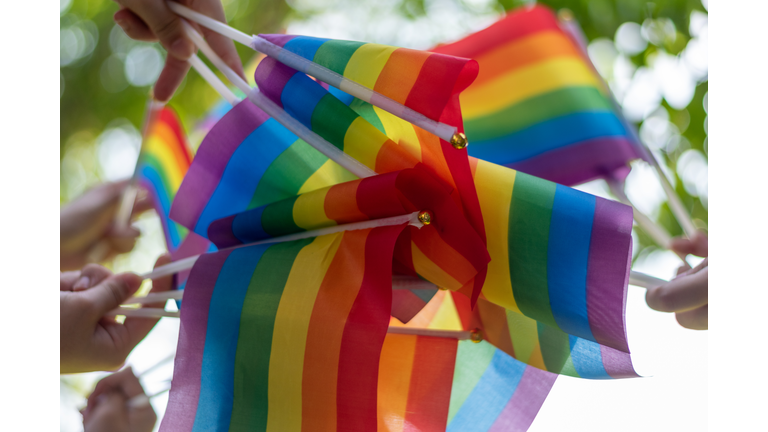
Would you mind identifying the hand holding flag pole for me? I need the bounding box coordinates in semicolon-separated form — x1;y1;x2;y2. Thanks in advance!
167;2;468;149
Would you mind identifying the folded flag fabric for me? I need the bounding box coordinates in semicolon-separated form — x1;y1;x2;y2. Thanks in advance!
161;224;406;432
433;5;647;186
253;56;486;241
170;99;356;237
136;106;194;251
471;158;634;353
378;333;556;432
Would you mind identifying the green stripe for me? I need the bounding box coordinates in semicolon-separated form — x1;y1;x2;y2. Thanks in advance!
349;99;387;134
448;340;497;424
465;86;613;141
311;93;359;151
508;172;558;327
537;322;570;374
261;196;302;237
313;40;366;75
560;356;580;378
229;239;313;431
139;154;174;198
249;139;328;209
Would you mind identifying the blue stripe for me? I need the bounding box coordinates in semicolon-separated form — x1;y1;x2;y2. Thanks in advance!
568;335;611;379
194;119;298;236
281;72;329;129
547;185;596;341
328;85;355;106
139;165;183;250
467;111;628;166
283;36;329;61
191;245;270;432
447;349;526;432
232;206;270;244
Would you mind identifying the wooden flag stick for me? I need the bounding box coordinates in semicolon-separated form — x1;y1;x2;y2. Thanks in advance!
181;20;376;179
169;2;466;148
558;11;698;239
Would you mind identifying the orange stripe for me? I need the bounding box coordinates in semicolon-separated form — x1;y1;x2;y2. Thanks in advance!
413;126;455;191
301;230;369;432
477;299;516;359
412;228;478;287
375;138;419;174
374;48;431;105
471;31;581;87
377;334;417;432
149;122;190;174
324;180;367;224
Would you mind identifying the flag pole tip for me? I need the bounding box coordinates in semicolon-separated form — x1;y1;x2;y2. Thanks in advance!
558;8;574;22
470;328;483;343
450;132;468;150
417;210;433;225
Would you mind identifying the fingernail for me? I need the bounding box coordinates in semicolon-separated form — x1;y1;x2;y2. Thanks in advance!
170;38;194;60
73;276;90;291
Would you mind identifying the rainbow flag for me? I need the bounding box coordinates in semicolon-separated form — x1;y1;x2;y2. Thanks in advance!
378;334;556;432
253;56;486;241
433;5;647;186
161;225;405;432
136;106;193;251
258;34;478;124
471;158;634;353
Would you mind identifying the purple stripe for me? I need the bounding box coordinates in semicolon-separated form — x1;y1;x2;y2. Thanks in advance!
206;215;242;249
169;101;269;231
508;137;641;187
487;366;557;432
253;57;295;109
259;33;296;47
600;345;639;378
586;198;633;353
169;232;214;291
159;250;232;432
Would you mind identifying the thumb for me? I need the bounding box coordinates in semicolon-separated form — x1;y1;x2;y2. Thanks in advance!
127;1;194;61
81;273;143;316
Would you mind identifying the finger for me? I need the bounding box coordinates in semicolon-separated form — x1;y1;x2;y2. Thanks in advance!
113;8;156;42
73;264;114;292
123;255;173;347
80;273;143;316
646;268;708;313
84;391;128;430
61;271;81;291
106;226;141;255
190;0;245;79
153;55;192;102
119;0;194;61
132;188;155;216
675;263;692;277
670;232;708;257
676;304;708;330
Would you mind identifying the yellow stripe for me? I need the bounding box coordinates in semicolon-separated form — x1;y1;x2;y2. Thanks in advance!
344;44;398;89
266;233;344;432
292;187;337;230
461;57;601;119
372;105;423;162
143;135;185;189
411;243;463;291
297;159;357;195
344;116;389;169
474;160;520;312
427;291;463;331
505;310;539;365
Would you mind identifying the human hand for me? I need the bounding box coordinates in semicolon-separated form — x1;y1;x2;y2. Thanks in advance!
112;0;245;102
60;181;153;271
81;367;157;432
60;256;172;373
646;232;708;330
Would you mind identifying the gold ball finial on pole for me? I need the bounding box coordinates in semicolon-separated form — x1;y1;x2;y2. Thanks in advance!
470;328;483;343
417;210;433;225
450;132;468;150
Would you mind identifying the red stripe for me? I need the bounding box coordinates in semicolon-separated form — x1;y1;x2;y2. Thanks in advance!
356;172;410;219
404;53;474;122
431;5;561;59
403;336;458;431
336;225;406;431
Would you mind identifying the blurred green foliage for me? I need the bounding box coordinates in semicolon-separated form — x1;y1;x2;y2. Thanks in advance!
60;0;707;251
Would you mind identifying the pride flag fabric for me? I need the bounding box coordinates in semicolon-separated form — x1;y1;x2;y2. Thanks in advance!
377;334;556;432
433;5;647;186
161;224;405;432
136;106;194;251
